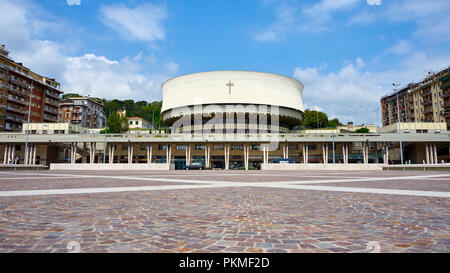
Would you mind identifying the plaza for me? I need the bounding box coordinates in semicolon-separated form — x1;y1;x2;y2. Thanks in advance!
0;169;449;253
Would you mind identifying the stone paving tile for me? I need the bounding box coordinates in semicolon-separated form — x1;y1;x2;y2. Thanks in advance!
0;178;191;191
0;170;449;253
317;180;450;192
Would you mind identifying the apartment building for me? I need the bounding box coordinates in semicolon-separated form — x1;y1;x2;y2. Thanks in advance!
0;45;62;131
381;66;450;129
58;96;106;128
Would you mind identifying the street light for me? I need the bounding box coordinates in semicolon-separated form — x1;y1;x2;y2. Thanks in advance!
393;83;404;165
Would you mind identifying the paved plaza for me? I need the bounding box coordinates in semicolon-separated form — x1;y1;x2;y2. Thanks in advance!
0;169;449;253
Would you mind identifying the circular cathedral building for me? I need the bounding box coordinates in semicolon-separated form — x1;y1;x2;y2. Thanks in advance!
161;71;304;133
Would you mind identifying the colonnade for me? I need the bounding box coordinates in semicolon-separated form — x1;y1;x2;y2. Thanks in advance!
425;143;438;164
3;144;37;165
4;141;444;167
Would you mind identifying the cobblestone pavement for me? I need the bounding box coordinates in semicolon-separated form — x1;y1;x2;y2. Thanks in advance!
0;170;449;253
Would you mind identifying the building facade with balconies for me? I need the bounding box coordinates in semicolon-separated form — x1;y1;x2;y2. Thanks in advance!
58;96;106;129
0;45;62;132
381;66;450;129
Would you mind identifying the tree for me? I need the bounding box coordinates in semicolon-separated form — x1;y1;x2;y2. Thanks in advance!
327;117;343;128
302;110;328;129
62;93;82;99
106;112;129;133
354;127;370;133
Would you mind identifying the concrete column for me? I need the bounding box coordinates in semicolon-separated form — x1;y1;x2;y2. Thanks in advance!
342;144;346;164
262;146;266;164
286;144;289;159
147;145;151;164
149;145;152;164
28;145;33;165
3;144;8;164
386;146;389;164
82;143;87;163
71;143;75;164
346;143;349;164
8;144;11;164
108;145;111;164
207;145;211;168
366;144;369;164
11;145;15;164
89;142;93;164
168;144;171;165
244;144;249;171
323;144;329;164
433;144;438;164
303;143;309;164
24;145;28;165
111;145;116;164
425;143;430;164
225;144;230;170
130;144;134;164
32;144;36;165
203;145;209;168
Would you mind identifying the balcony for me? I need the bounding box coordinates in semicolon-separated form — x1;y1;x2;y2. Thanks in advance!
44;107;58;115
44;115;57;122
44;99;59;107
5;115;25;123
7;105;27;115
45;90;60;100
7;95;28;106
421;90;431;96
9;78;30;89
9;86;27;97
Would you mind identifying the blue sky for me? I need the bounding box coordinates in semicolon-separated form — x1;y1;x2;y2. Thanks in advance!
1;0;449;125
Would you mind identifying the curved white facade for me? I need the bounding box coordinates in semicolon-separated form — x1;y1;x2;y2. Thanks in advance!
162;71;303;113
161;71;304;133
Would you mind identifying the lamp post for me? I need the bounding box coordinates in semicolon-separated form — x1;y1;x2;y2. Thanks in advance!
24;81;33;165
393;83;404;165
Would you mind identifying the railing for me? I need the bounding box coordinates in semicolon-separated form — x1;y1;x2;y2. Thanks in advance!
44;107;58;114
9;78;30;89
7;96;28;106
44;99;59;107
7;106;26;115
8;86;27;97
5;115;25;123
45;90;60;99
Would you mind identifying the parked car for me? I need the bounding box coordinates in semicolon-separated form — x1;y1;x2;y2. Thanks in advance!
272;158;293;164
185;162;204;170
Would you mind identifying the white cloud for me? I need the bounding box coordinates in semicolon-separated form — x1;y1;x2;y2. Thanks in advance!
100;3;167;42
66;0;81;6
387;40;412;55
366;0;381;6
255;0;360;41
294;52;450;125
63;54;178;101
294;61;383;125
0;0;178;102
355;57;365;68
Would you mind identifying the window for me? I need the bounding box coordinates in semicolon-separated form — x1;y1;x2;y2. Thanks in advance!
129;121;133;125
195;145;205;150
135;121;139;125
